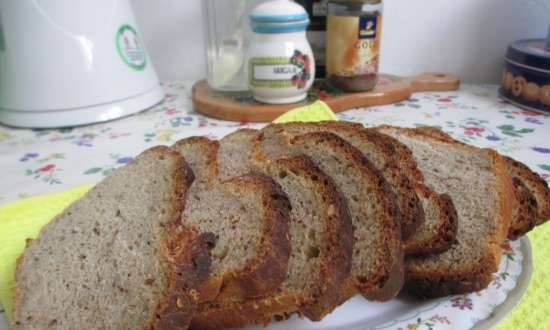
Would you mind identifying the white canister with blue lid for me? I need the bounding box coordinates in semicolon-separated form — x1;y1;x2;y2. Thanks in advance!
247;0;315;104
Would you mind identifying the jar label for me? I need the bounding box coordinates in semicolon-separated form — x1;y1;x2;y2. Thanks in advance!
327;14;382;77
249;50;312;89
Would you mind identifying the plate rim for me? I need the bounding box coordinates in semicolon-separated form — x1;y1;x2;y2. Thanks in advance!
471;237;533;330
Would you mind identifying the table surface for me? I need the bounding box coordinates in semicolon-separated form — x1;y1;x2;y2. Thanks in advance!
0;81;549;328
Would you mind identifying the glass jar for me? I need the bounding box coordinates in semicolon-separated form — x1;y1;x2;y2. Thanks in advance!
326;0;383;92
202;0;264;91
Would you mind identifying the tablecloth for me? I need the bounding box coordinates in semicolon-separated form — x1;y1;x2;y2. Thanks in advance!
0;81;548;329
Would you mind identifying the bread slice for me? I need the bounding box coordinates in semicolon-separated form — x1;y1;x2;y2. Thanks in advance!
12;146;213;330
260;121;423;240
173;137;292;303
260;122;458;256
375;126;515;297
257;125;404;301
192;131;353;328
361;127;459;255
405;126;550;237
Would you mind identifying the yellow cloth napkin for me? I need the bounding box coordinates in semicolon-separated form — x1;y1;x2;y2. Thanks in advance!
273;100;338;124
494;224;550;330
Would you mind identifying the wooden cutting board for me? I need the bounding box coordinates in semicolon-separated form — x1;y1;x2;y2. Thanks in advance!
193;73;460;122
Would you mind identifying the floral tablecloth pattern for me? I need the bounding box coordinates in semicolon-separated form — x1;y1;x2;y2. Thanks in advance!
0;81;548;329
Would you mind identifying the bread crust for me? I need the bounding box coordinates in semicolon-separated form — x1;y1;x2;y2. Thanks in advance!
196;173;292;303
502;155;550;223
404;186;458;256
192;155;354;328
508;177;538;240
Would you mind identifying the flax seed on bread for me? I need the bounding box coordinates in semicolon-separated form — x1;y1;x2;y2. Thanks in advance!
376;126;515;297
173;137;292;303
13;146;212;330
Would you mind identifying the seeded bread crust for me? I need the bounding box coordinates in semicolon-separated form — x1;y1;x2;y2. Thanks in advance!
261;121;423;241
256;126;404;301
173;138;292;303
13;146;212;330
191;155;354;329
405;127;550;234
375;127;515;297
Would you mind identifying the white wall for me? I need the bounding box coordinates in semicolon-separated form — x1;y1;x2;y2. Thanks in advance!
132;0;550;83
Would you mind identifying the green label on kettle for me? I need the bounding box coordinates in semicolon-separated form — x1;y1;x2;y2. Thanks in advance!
116;24;146;71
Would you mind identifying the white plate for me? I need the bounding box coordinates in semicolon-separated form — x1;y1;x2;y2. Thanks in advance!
0;238;532;330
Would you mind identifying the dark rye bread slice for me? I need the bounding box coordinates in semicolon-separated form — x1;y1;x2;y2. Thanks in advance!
404;126;550;238
192;139;353;329
12;146;213;330
263;121;423;240
173;137;292;303
375;126;515;297
195;130;352;321
270;121;458;256
257;126;404;301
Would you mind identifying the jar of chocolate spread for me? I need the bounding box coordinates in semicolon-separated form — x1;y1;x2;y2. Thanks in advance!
327;0;383;92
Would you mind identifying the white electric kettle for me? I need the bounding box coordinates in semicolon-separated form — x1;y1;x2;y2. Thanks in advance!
0;0;164;128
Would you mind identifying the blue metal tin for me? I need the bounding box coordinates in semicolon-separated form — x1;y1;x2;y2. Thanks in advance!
499;38;550;114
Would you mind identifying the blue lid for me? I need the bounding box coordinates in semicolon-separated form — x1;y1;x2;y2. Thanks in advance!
249;0;309;33
251;21;310;33
506;39;550;73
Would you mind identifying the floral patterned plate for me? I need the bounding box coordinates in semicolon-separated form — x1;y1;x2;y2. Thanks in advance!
241;238;532;330
0;239;532;330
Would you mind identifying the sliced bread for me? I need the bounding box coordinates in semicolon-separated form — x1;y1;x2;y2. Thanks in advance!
12;146;213;330
192;142;353;328
361;128;459;255
376;126;515;297
173;137;292;303
259;121;423;240
407;126;550;237
261;122;458;256
257;125;404;301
